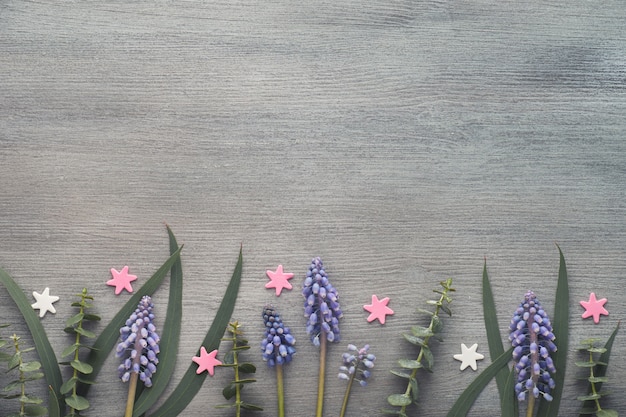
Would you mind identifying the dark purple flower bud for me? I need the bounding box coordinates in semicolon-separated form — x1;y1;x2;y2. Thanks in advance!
509;291;556;403
262;305;296;367
303;257;342;345
116;295;160;388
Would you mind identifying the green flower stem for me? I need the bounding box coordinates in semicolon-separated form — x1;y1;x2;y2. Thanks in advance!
339;367;356;417
316;334;327;417
276;363;285;417
125;372;139;417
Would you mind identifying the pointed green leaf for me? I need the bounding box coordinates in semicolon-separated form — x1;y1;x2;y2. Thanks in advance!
3;380;22;392
20;394;43;404
240;402;264;411
421;345;434;371
61;344;79;358
60;377;77;395
389;370;412;379
65;313;84;327
537;245;569;417
23;372;45;382
431;315;443;333
64;394;90;410
0;266;64;416
575;361;596;368
223;351;235;365
409;377;419;402
47;384;61;417
446;347;514;417
579;322;620;417
577;393;602;401
73;327;96;339
24;405;48;416
8;353;21;371
481;259;513;416
146;246;243;417
238;363;256;373
70;360;93;374
82;314;101;321
402;333;425;346
132;226;185;417
222;383;237;400
596;410;618;417
411;326;434;338
387;394;412;407
398;359;422;369
76;242;183;396
501;365;519;417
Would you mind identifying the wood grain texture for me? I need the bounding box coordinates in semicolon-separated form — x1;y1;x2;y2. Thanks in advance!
1;0;625;416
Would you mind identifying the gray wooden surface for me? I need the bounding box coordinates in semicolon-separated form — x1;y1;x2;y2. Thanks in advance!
1;1;625;416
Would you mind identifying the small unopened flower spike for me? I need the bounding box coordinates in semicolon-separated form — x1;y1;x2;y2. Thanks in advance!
262;306;296;417
116;296;160;417
509;291;556;417
338;344;376;417
302;257;342;417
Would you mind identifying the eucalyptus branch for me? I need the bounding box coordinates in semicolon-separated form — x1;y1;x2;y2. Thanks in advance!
60;288;100;416
217;321;262;415
385;278;454;417
1;332;47;417
577;336;619;417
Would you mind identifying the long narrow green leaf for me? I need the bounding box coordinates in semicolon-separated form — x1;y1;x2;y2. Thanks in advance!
132;226;184;416
147;246;243;417
77;245;183;395
0;267;64;416
501;364;519;417
537;245;569;417
578;322;620;417
446;347;514;417
48;384;61;417
481;259;516;417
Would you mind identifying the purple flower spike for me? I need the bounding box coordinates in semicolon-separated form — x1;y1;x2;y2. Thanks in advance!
303;257;342;345
116;295;160;387
262;305;296;367
509;291;556;402
338;344;375;387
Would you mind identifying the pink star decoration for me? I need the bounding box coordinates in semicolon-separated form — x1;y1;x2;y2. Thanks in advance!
107;266;137;295
192;346;222;376
265;265;294;296
580;292;609;324
363;294;394;324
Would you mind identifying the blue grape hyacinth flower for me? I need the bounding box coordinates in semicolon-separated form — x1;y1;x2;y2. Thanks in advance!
116;295;160;388
509;290;557;402
303;257;342;346
262;305;296;366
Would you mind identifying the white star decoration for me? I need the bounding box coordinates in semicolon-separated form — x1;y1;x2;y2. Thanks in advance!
31;287;60;318
453;343;485;371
